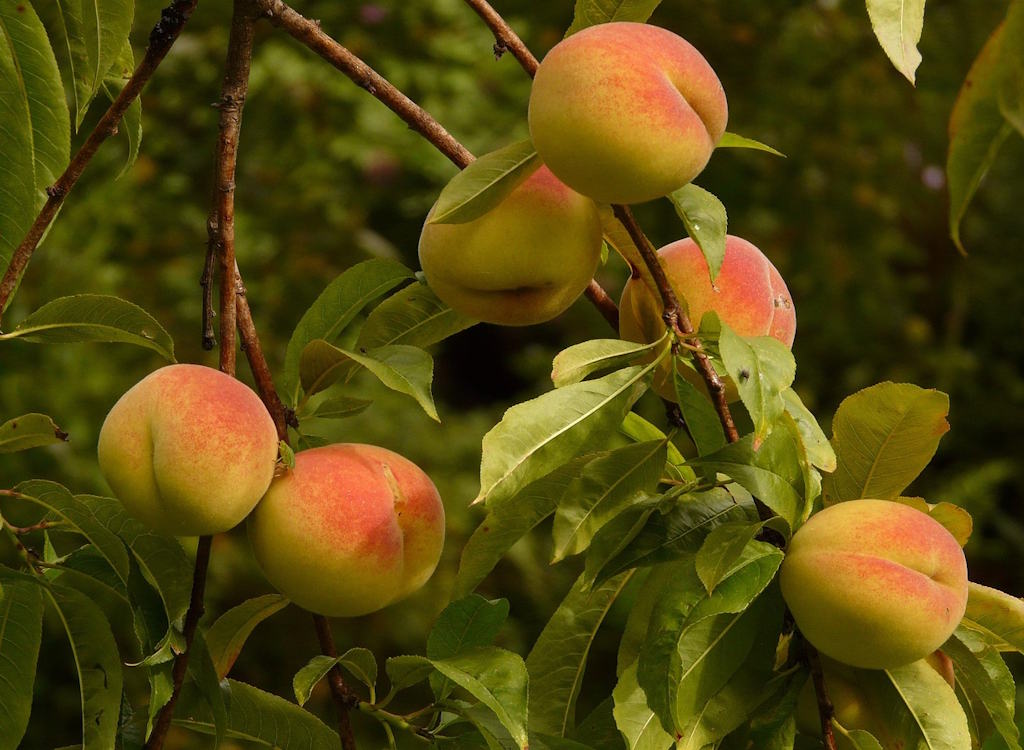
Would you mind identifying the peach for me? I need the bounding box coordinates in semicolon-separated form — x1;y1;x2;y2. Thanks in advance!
528;22;728;204
619;235;795;399
97;364;279;536
780;499;968;670
247;444;445;617
418;165;602;326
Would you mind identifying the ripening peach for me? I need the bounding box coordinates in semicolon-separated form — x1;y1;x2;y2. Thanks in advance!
529;22;728;204
780;499;968;670
247;444;445;617
619;234;795;399
97;364;279;536
418;165;602;327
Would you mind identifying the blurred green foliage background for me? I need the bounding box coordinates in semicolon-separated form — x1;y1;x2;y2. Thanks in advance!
1;0;1022;746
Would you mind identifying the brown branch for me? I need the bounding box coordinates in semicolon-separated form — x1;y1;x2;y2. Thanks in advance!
0;0;200;326
462;0;539;76
258;0;472;169
144;535;212;749
313;614;358;750
612;205;740;443
201;214;219;351
805;643;840;750
256;0;618;331
235;279;291;440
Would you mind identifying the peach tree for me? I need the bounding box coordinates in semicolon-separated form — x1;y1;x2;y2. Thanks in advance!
0;1;1022;749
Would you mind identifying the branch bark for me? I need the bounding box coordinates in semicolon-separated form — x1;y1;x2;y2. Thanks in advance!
462;0;539;75
313;614;359;750
0;0;201;326
806;642;840;750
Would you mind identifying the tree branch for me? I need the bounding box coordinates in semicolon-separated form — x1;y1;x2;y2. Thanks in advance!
0;0;201;326
462;0;539;75
144;3;257;747
235;279;291;440
143;535;212;749
805;643;840;750
313;614;359;750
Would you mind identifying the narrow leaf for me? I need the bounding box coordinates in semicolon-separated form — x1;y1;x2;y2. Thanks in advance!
294;655;344;707
783;388;836;472
429;594;510;700
101;40;141;176
962;582;1024;653
866;0;926;84
428;140;540;224
0;413;68;452
674;371;727;456
716;132;785;156
823;382;949;505
694;521;765;594
944;628;1020;750
78;0;135;127
206;594;290;679
612;662;674;750
476;365;651;506
883;659;971;750
718;326;795;446
667;184;727;281
0;577;43;750
528;572;632;737
357;279;476;350
0;294;175;360
552;336;665;388
307;395;373;420
283;258;413;403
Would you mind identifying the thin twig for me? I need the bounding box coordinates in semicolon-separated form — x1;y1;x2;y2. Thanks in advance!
462;0;539;75
144;535;212;749
313;614;358;750
612;205;740;442
201;213;219;350
234;279;291;440
258;0;472;169
805;643;839;750
256;0;619;330
0;0;201;326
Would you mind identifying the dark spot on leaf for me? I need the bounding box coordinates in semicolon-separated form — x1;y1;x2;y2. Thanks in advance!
739;368;750;382
55;428;69;441
10;422;16;429
16;4;25;11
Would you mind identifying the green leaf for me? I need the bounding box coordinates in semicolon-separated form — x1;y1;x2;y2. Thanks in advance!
283;258;413;403
999;1;1024;134
947;22;1014;253
673;371;727;456
429;595;510;700
718;324;796;447
715;132;785;156
865;0;925;84
839;728;885;750
618;413;691;479
0;577;44;750
428;140;540;224
46;582;124;750
455;455;600;597
337;647;378;693
573;697;625;750
944;628;1020;750
612;662;674;750
823;382;950;505
961;582;1024;653
0;0;70;189
528;572;632;737
357;279;476;350
432;648;530;750
882;659;971;750
0;412;68;452
476;365;652;506
0;294;175;360
300;340;438;420
565;0;663;36
552;440;667;561
186;630;228;747
638;547;782;734
782;388;836;472
13;481;130;584
101;40;141;176
175;678;341;749
588;486;755;586
306;395;373;420
551;336;666;388
77;0;135;128
691;433;804;530
695;521;766;594
667;184;727;281
385;654;436;693
294;654;344;707
75;494;192;633
45;0;88;127
206;594;290;679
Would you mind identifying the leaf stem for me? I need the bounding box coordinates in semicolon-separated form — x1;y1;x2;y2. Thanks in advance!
0;0;201;326
805;641;839;750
